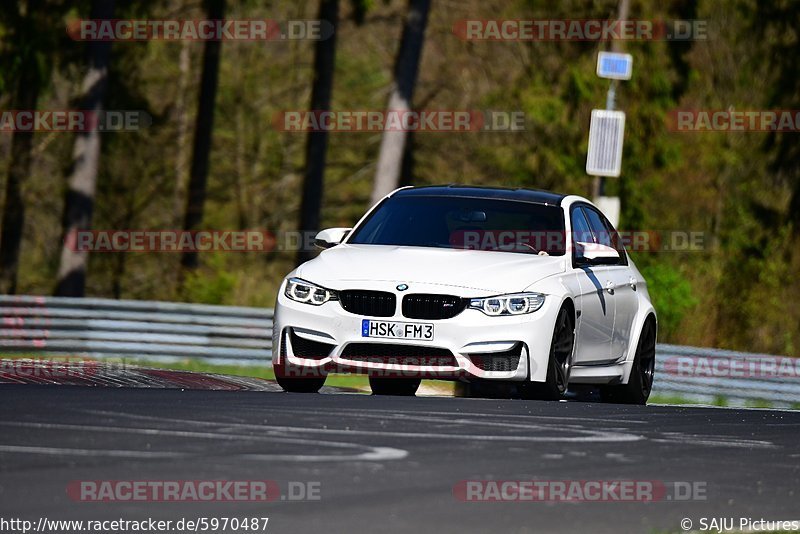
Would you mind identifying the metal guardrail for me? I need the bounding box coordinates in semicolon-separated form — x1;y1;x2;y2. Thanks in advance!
0;295;273;366
653;344;800;406
1;295;798;405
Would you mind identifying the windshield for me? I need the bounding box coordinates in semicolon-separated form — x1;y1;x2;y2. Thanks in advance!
348;195;566;255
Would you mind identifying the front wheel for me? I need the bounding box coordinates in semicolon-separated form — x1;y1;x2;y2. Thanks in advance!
369;377;421;396
519;305;574;401
274;359;326;393
600;318;656;405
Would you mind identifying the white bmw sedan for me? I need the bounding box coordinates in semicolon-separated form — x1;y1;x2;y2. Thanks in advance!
273;185;657;404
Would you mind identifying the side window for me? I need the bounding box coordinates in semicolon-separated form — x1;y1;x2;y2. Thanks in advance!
599;212;628;264
584;207;627;265
570;207;593;245
584;207;613;247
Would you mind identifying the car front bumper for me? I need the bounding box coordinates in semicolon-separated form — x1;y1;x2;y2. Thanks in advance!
272;281;560;383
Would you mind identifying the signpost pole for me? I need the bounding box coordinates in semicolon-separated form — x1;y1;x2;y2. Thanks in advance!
589;0;630;225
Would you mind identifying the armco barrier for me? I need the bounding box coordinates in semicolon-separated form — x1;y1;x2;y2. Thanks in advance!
653;344;800;405
0;295;272;366
1;295;798;405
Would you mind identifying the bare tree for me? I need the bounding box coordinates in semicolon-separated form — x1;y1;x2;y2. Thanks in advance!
54;0;115;297
296;0;340;266
369;0;431;205
180;0;225;273
0;0;43;294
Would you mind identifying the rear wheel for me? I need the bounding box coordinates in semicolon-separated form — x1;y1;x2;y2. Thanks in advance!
519;305;574;401
369;377;421;396
600;318;656;405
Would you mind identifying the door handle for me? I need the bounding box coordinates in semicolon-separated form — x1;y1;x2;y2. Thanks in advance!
629;277;637;291
605;281;615;295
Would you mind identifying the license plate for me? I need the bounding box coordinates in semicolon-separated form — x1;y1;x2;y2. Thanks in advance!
361;319;434;340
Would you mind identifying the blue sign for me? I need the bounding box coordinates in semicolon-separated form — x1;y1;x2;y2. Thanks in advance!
597;52;633;80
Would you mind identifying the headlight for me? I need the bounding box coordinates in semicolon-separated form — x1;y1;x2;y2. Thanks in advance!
284;277;337;305
469;293;545;316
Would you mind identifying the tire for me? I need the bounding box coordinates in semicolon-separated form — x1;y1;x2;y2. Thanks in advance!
369;377;421;396
600;317;656;405
274;359;326;393
459;379;515;399
519;305;574;401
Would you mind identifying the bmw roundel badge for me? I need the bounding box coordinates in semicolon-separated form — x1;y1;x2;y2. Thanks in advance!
396;284;409;291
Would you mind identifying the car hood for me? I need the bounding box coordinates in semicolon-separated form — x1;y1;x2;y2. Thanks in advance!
295;244;567;294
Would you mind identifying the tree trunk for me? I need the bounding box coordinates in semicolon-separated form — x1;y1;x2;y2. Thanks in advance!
54;0;115;297
173;39;192;217
369;0;431;205
180;0;225;272
296;0;340;266
0;0;43;294
0;68;40;294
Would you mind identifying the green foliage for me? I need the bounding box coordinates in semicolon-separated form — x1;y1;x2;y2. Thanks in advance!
1;0;799;355
637;260;698;340
180;254;236;305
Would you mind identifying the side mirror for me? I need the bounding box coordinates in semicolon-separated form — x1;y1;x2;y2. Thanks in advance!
315;227;351;249
575;242;620;266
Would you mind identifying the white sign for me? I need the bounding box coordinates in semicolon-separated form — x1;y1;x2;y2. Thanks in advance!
586;109;625;177
594;196;621;228
596;52;633;80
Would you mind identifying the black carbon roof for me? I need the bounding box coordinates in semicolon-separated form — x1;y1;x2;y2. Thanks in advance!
392;185;567;206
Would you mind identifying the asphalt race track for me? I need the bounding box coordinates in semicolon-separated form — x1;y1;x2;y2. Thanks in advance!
1;364;799;533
